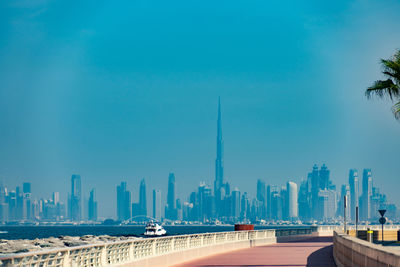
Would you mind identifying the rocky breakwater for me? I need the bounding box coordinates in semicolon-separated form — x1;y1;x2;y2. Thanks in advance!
0;235;141;255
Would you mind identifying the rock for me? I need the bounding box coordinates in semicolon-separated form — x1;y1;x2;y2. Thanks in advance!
0;235;141;254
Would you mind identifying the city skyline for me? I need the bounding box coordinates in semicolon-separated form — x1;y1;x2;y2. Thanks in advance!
0;100;396;221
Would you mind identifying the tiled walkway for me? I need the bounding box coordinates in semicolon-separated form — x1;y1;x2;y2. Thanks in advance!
173;237;336;267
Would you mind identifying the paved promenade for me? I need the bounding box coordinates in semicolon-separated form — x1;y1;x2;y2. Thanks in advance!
174;237;336;267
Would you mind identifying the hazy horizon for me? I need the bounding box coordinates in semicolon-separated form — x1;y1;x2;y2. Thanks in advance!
1;0;400;218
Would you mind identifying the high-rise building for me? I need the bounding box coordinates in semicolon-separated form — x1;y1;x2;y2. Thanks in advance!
152;190;161;221
69;175;81;221
308;164;335;220
266;185;271;220
318;189;337;221
256;179;266;218
88;189;97;221
197;183;213;222
231;188;240;220
117;182;131;221
139;178;147;216
0;182;8;222
298;179;310;221
361;169;372;221
348;169;359;222
166;173;177;220
270;187;282;221
310;164;319;219
319;164;330;190
240;192;249;220
53;192;59;205
287;182;298;220
214;98;224;217
22;182;31;220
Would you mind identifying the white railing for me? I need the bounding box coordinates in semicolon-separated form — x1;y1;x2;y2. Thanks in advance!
0;228;311;267
315;224;400;232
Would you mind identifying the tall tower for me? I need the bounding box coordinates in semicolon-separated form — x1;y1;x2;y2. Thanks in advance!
287;181;298;220
361;169;372;220
139;178;147;216
310;164;319;219
166;173;177;220
116;182;131;221
214;98;224;217
88;188;97;221
69;175;81;221
214;98;224;192
349;169;359;222
256;179;266;218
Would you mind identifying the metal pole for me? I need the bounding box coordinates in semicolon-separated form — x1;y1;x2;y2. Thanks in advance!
382;223;384;243
344;196;347;233
356;206;359;236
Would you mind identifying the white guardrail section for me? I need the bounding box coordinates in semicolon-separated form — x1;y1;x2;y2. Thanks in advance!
314;224;400;232
0;228;312;267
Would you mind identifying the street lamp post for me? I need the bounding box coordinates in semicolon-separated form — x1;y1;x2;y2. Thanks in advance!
378;209;387;244
344;196;347;233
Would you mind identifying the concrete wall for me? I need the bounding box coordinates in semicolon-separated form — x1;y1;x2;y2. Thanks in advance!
333;231;400;267
118;234;313;267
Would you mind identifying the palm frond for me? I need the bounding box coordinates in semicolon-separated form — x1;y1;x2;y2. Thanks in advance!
365;79;398;100
381;59;400;80
393;49;400;62
392;101;400;120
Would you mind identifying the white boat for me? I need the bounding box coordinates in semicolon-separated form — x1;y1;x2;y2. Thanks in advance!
144;221;167;236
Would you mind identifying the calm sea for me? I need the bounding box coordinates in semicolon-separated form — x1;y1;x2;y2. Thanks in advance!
0;225;304;240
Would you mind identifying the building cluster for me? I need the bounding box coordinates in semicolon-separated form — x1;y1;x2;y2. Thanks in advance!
0;175;98;223
0;99;396;224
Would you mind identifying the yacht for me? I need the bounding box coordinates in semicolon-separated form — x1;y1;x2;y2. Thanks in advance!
144;221;167;236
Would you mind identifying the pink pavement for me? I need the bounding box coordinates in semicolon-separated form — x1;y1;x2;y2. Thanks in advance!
173;237;336;267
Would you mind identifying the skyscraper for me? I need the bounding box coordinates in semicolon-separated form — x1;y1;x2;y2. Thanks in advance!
349;169;359;222
361;169;373;220
318;189;337;221
298;179;310;220
319;164;330;190
139;178;147;216
69;175;81;221
117;182;131;221
214;98;224;191
256;179;266;218
88;188;97;221
214;98;224;217
287;181;298;220
310;164;319;219
152;189;161;221
22;182;31;220
166;173;177;220
231;188;240;220
266;185;271;220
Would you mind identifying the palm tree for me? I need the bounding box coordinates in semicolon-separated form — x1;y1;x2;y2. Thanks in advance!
365;49;400;119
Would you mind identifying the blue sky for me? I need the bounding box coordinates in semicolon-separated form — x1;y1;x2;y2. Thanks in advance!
1;0;400;218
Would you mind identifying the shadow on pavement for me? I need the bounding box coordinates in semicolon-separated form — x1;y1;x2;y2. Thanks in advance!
306;244;336;267
288;236;333;243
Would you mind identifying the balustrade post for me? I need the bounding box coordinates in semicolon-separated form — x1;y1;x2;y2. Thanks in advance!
152;239;157;256
100;245;107;266
171;237;175;252
129;242;134;261
213;233;217;244
63;250;71;267
201;235;204;246
187;236;191;249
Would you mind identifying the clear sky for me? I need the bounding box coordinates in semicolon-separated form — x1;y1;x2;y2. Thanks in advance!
1;0;400;218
